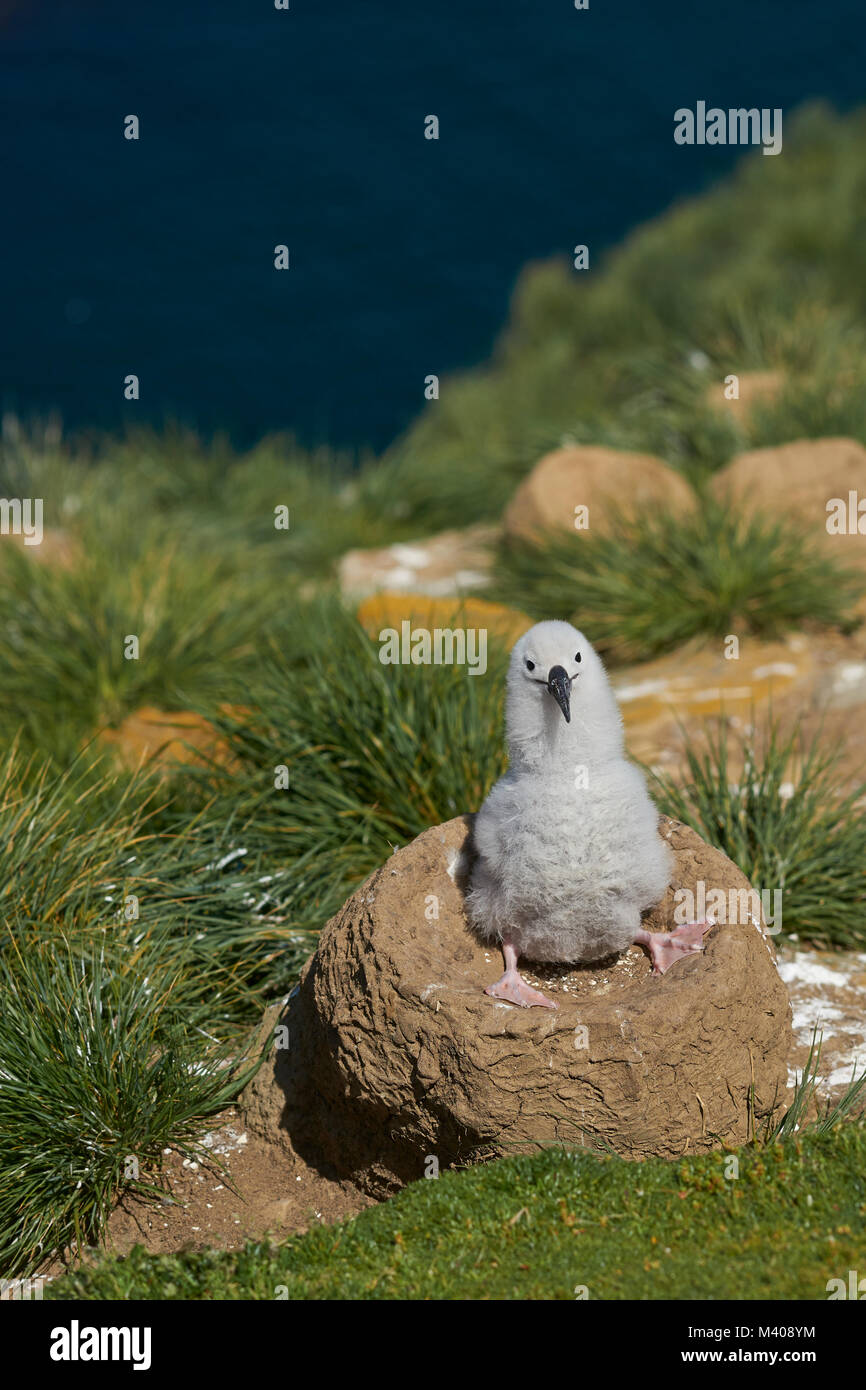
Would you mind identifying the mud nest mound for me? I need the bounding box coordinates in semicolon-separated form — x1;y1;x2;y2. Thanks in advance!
241;816;792;1197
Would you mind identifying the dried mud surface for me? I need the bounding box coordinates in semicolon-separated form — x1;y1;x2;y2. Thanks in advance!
242;815;792;1196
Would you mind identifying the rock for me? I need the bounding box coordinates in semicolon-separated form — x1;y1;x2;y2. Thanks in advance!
711;437;866;568
241;815;791;1196
338;524;499;599
777;945;866;1107
502;445;695;542
612;634;816;764
0;527;78;568
604;627;866;786
97;706;239;771
704;369;785;426
356;593;533;649
823;657;866;709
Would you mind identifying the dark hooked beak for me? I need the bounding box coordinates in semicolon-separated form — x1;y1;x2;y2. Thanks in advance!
547;665;571;723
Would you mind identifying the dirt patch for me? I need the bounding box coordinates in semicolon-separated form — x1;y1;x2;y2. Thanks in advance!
37;1112;371;1281
105;1116;370;1260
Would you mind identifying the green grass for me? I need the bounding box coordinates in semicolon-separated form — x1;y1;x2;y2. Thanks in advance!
177;596;509;948
0;751;306;1276
0;939;257;1277
49;1123;866;1300
492;501;865;665
650;721;866;950
6;104;866;1294
0;749;293;1005
0;529;278;765
769;1032;866;1142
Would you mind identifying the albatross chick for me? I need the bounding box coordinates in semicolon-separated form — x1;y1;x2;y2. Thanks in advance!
466;619;711;1008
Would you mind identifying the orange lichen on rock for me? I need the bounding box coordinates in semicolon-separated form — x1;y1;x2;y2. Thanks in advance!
356;592;533;648
97;705;245;771
613;635;815;746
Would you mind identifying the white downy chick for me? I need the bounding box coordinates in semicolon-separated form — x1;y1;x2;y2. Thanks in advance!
466;620;710;1008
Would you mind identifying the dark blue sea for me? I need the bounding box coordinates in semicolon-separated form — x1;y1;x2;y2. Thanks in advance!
2;0;864;453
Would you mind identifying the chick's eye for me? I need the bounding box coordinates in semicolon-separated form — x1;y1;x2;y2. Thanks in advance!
525;659;535;672
575;652;581;663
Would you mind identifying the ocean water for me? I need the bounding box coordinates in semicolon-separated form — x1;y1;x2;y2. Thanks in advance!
1;0;864;453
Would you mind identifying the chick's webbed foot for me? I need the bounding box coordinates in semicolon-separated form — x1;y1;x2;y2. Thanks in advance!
635;921;713;976
484;938;558;1009
484;969;558;1010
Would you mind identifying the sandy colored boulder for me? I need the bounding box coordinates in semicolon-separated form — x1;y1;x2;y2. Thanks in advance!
242;815;791;1196
97;705;241;771
502;445;695;542
704;369;785;426
711;437;866;567
0;526;79;568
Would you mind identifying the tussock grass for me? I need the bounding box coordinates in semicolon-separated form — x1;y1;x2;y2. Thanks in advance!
0;748;141;933
0;532;275;763
0;749;296;1013
181;597;509;948
649;721;866;949
769;1030;866;1142
0;938;255;1276
0;752;295;1274
492;501;864;665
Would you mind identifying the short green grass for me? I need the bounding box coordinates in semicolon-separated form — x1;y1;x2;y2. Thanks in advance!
50;1123;866;1300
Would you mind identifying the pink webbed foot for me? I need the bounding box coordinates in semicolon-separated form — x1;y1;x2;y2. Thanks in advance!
635;921;713;976
484;969;558;1010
